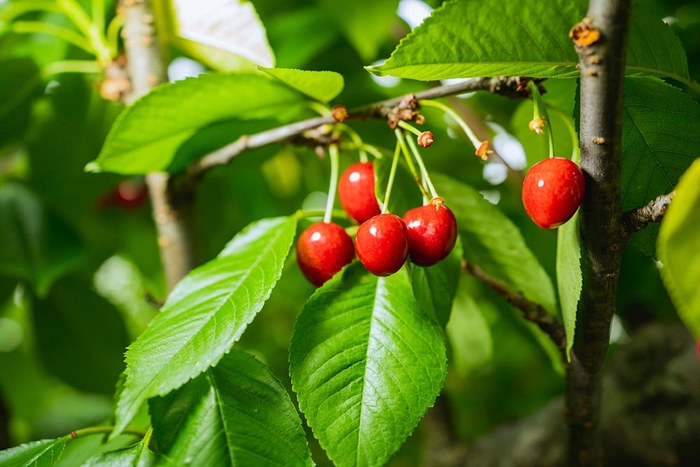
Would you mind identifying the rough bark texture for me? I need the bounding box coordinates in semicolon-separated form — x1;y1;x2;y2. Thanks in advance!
120;0;196;291
567;0;632;465
425;326;700;467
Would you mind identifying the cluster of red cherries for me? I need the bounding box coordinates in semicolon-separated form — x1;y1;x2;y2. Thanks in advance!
296;161;458;287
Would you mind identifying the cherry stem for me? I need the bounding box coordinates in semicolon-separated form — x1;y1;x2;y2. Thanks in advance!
528;81;555;159
394;129;431;201
419;99;482;150
382;140;402;214
404;131;439;200
337;124;368;163
296;208;348;220
66;425;147;440
396;120;422;137
324;144;340;224
307;101;332;117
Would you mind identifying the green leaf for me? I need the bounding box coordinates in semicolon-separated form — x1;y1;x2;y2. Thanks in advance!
0;182;85;297
0;58;41;146
150;350;312;467
266;7;339;68
81;439;156;467
87;73;305;174
259;67;344;103
369;0;691;86
32;274;130;394
318;0;399;62
411;239;462;328
446;275;493;376
290;262;447;467
113;216;297;437
0;438;67;467
658;158;700;338
432;174;558;316
621;77;700;256
556;211;581;361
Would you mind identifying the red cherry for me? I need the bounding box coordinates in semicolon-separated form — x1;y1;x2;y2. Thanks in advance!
338;162;381;224
403;199;458;267
297;222;355;287
522;157;585;229
355;214;408;276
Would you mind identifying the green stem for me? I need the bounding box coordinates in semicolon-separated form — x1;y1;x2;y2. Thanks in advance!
396;120;422;137
307;101;332;117
338;124;368;163
295;208;348;221
106;14;123;57
405;131;439;199
67;425;147;440
324;144;340;224
528;81;555;158
382;140;402;214
0;1;62;24
11;21;96;54
394;128;430;200
92;0;105;35
361;144;384;160
42;59;102;77
419;99;482;149
57;0;111;64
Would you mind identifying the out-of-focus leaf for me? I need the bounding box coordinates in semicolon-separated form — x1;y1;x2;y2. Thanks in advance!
87;73;305;174
621;77;700;256
113;216;297;438
266;8;339;68
0;58;41;146
556;212;581;361
32;274;129;394
658;158;700;338
259;67;344;103
150;350;312;467
0;183;84;297
290;262;446;467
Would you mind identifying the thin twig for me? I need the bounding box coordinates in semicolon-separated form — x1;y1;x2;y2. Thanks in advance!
462;261;567;360
181;77;536;182
620;191;675;239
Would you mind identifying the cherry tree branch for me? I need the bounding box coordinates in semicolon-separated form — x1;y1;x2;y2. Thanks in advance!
462;261;567;360
178;77;537;184
120;0;196;292
620;191;675;239
567;0;632;465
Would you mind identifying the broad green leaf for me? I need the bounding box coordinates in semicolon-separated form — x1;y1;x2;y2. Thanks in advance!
290;262;447;467
150;350;312;467
658;158;700;338
82;439;156;467
446;275;493;376
0;58;41;146
156;0;274;71
319;0;399;62
32;274;129;394
259;67;344;103
0;182;85;297
113;216;297;437
0;438;67;467
432;174;558;316
369;0;691;86
621;77;700;256
556;211;581;361
411;239;462;328
87;73;305;174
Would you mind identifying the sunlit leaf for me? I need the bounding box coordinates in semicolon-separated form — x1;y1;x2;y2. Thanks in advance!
0;438;67;467
113;216;297;437
81;439;156;467
259;67;344;103
290;262;446;467
658;158;700;338
150;350;312;467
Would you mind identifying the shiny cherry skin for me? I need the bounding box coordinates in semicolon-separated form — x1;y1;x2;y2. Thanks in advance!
338;162;381;224
403;199;458;267
522;157;585;229
297;222;355;287
355;214;409;276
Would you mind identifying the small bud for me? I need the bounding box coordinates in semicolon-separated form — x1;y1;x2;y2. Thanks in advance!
414;114;425;125
569;18;600;47
430;196;445;209
70;431;77;439
529;117;546;135
332;105;348;122
417;131;434;148
475;141;493;161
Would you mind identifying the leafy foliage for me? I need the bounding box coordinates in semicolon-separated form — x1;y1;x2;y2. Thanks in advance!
113;216;297;436
556;212;581;360
290;262;447;466
151;349;313;467
260;67;344;103
0;438;67;467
